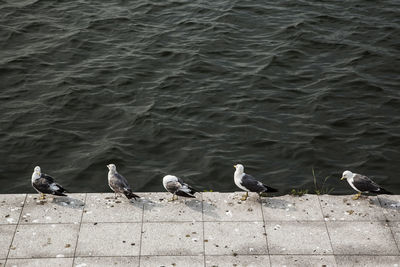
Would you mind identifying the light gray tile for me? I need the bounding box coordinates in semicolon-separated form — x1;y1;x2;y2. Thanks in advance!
82;193;142;223
141;222;203;256
204;221;267;255
270;255;336;267
265;221;332;255
0;259;4;266
0;225;16;259
335;255;400;267
76;222;141;256
327;221;398;255
74;256;139;266
141;256;204;267
262;194;323;221
20;194;85;224
205;255;270;267
203;192;263;222
378;195;400;221
8;224;79;258
5;258;73;267
388;221;400;253
319;195;385;221
142;193;202;222
0;194;25;225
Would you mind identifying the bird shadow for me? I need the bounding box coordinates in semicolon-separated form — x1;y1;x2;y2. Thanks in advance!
378;197;400;211
141;198;164;211
260;197;294;210
202;199;220;219
51;196;85;209
184;199;202;213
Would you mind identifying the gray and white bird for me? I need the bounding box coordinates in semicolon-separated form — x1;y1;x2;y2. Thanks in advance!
107;164;139;200
162;175;198;201
31;166;67;200
341;170;392;200
234;164;278;201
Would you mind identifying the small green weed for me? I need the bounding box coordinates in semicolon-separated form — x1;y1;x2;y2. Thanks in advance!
312;167;334;195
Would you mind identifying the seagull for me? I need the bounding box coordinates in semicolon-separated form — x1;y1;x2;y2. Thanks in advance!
31;166;67;200
341;170;392;200
162;175;198;201
107;164;139;201
234;164;278;201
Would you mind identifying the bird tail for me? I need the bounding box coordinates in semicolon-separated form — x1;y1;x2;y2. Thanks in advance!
53;191;67;197
53;185;67;196
377;187;392;195
124;189;140;200
176;190;196;198
263;185;278;193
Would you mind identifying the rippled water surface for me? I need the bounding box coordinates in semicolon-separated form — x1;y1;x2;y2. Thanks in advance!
1;0;400;194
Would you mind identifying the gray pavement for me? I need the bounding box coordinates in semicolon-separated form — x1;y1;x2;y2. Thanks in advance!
0;192;399;266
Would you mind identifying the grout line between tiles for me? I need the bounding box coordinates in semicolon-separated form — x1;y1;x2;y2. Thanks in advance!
201;193;206;267
71;193;87;267
4;194;27;266
259;198;272;266
137;200;145;267
317;194;338;266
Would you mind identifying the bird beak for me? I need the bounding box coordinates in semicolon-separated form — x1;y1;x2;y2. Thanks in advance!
340;177;345;180
106;165;109;169
233;165;237;169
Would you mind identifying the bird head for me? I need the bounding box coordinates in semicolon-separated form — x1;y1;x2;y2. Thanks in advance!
234;164;244;173
107;164;117;172
341;170;353;181
33;166;41;175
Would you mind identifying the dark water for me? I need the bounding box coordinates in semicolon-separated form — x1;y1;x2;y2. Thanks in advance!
1;0;400;195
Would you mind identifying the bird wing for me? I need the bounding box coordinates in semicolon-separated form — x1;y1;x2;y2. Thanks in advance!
111;172;131;191
352;174;380;192
177;177;198;193
240;174;268;193
33;174;66;195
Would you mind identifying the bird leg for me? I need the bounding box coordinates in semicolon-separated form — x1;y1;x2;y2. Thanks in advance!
39;193;46;200
352;192;362;200
168;194;178;202
240;192;248;201
114;193;118;199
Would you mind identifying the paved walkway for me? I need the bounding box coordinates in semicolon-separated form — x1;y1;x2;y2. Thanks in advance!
0;192;399;266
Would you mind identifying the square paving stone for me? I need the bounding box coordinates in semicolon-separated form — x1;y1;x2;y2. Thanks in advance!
262;194;323;221
8;224;79;258
265;221;332;255
327;221;398;255
335;255;400;266
203;192;263;222
0;260;4;266
142;193;202;222
204;221;268;255
378;195;400;221
76;222;141;256
141;256;204;267
205;255;270;267
82;193;142;223
0;225;16;259
319;195;385;221
74;256;139;266
0;194;25;224
270;255;336;267
20;194;85;224
388;221;400;249
141;222;203;256
5;258;73;267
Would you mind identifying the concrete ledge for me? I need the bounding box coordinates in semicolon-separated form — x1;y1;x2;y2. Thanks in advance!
0;193;399;266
